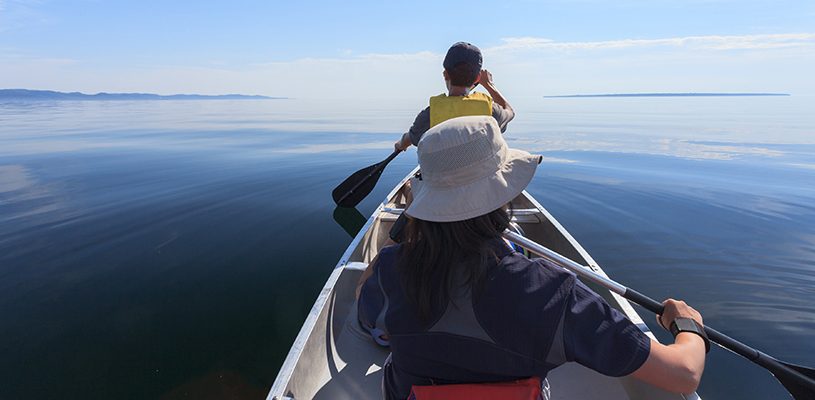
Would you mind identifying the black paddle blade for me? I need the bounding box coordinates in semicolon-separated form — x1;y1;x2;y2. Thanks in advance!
332;162;386;207
332;207;367;238
332;150;401;207
776;361;815;400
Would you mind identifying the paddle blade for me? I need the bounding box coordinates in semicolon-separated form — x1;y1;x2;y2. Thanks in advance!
776;361;815;400
332;207;367;238
332;150;401;207
332;162;386;207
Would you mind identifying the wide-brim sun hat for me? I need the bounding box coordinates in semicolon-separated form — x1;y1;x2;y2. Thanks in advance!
406;115;541;222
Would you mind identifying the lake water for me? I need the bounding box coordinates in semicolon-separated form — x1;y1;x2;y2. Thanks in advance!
1;96;813;399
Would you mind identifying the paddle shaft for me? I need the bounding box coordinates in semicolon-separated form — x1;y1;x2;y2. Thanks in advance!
335;150;400;205
503;230;815;394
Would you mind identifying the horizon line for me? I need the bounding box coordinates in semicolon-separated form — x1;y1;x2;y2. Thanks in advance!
544;92;791;98
0;89;287;100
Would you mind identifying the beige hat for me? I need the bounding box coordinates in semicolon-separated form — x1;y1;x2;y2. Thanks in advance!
406;115;541;222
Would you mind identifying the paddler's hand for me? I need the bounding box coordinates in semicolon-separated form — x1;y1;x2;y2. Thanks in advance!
657;299;704;330
394;133;410;152
478;69;495;89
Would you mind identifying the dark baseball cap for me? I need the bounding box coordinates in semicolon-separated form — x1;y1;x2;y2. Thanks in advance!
443;42;482;71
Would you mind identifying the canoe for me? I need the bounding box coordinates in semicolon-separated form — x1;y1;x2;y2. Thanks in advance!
267;167;701;400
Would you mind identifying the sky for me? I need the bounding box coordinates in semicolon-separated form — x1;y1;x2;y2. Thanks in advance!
1;0;814;99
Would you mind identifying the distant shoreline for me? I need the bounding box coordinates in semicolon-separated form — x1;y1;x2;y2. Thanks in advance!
544;93;790;98
0;89;286;101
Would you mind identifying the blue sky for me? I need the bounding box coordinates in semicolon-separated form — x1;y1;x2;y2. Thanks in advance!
2;0;814;98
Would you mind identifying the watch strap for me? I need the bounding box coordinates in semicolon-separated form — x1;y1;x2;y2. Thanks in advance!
669;317;710;353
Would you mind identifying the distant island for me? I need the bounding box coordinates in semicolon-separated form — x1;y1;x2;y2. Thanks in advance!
544;93;790;98
0;89;285;101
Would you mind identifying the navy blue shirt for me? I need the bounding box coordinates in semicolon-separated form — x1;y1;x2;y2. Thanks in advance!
358;242;650;400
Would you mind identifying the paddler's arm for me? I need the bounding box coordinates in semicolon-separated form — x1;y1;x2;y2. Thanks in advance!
630;299;707;394
479;69;513;115
394;107;431;152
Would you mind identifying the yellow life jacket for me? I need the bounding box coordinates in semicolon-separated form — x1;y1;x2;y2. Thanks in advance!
429;92;493;128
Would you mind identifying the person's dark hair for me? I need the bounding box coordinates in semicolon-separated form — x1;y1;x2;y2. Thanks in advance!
446;62;480;87
396;206;512;324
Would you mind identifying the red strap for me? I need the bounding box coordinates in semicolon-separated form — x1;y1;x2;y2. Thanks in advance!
409;377;542;400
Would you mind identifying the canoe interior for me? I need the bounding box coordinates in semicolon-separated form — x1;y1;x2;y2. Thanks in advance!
268;170;699;400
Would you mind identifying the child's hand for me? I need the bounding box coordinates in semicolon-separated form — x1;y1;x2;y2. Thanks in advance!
394;135;409;152
479;69;495;88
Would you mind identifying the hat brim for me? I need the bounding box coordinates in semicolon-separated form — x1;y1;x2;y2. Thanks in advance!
406;148;540;222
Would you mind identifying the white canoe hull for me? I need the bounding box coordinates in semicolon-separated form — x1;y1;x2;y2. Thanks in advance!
268;168;700;400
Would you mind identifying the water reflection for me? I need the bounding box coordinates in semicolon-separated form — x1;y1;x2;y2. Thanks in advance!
0;164;35;192
2;97;814;160
0;97;813;400
333;207;367;239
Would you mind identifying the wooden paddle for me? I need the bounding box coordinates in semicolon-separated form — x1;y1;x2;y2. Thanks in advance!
332;150;401;207
503;230;815;400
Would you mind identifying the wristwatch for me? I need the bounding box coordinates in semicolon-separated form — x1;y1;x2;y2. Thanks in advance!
669;317;710;353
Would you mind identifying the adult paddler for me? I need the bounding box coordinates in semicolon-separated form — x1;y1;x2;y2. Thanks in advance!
388;41;516;243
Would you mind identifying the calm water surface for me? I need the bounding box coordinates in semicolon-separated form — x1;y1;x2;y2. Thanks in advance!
1;97;813;399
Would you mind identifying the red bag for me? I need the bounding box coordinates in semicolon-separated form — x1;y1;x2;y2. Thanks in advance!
408;377;542;400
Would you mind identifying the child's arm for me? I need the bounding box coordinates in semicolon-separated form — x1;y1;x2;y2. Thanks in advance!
479;69;513;114
394;107;431;151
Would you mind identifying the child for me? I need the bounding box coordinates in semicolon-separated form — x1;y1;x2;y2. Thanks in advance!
393;42;515;152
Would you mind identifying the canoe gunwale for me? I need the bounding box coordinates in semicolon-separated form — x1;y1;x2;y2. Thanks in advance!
519;190;700;400
268;168;416;400
335;167;417;268
267;265;346;400
520;190;653;334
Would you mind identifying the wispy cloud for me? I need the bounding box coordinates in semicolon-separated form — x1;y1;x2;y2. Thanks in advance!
357;51;438;62
0;0;47;32
789;163;815;170
3;32;814;98
252;51;438;67
491;33;815;52
0;51;77;65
